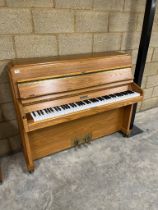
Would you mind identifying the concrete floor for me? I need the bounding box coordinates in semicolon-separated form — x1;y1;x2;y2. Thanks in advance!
0;107;158;210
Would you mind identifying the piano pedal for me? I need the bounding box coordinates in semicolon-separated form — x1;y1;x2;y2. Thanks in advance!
73;135;91;149
84;133;92;145
74;138;81;150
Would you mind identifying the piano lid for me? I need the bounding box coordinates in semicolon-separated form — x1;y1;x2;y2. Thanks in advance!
9;52;132;83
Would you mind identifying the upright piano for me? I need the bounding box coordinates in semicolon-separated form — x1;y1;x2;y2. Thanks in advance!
8;52;143;172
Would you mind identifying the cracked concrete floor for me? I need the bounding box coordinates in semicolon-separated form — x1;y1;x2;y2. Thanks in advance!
0;107;158;210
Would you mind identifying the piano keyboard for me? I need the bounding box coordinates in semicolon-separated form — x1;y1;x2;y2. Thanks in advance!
30;90;140;122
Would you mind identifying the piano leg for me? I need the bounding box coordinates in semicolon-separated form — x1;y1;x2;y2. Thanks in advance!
121;105;133;137
0;166;2;184
21;131;35;173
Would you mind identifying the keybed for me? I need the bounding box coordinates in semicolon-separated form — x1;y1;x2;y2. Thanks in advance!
30;90;140;122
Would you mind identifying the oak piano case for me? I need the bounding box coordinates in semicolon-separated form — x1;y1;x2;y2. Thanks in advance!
8;52;143;172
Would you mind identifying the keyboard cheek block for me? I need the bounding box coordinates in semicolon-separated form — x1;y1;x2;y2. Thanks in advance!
8;53;143;172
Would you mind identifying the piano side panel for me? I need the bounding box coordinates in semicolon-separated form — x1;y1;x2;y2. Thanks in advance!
8;71;34;171
29;108;124;160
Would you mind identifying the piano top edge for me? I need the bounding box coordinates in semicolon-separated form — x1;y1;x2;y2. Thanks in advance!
8;52;131;69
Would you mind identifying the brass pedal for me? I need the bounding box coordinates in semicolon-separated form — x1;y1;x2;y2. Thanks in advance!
84;133;92;144
73;138;83;149
73;133;92;149
74;138;80;147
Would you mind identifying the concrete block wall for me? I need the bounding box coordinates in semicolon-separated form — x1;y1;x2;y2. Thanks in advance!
0;0;158;156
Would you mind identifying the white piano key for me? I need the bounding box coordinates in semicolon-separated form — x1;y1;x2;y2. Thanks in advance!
30;112;36;121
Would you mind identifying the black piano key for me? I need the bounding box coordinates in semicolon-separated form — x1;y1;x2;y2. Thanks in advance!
122;92;128;95
126;90;133;94
50;108;54;112
64;105;69;109
46;108;51;113
58;106;63;111
116;93;122;96
89;99;95;102
103;96;110;99
110;94;116;98
120;93;124;96
57;107;61;111
39;110;44;115
69;103;75;108
54;107;59;111
40;110;44;115
48;108;53;113
44;109;48;114
55;107;59;111
33;112;36;117
65;105;70;109
124;91;130;95
61;105;66;110
37;111;41;115
80;101;85;105
76;102;81;106
71;103;77;107
98;97;104;101
59;106;63;111
84;100;90;104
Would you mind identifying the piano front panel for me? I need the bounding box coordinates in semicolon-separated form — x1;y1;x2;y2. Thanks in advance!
21;81;131;105
29;107;124;160
18;68;133;99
